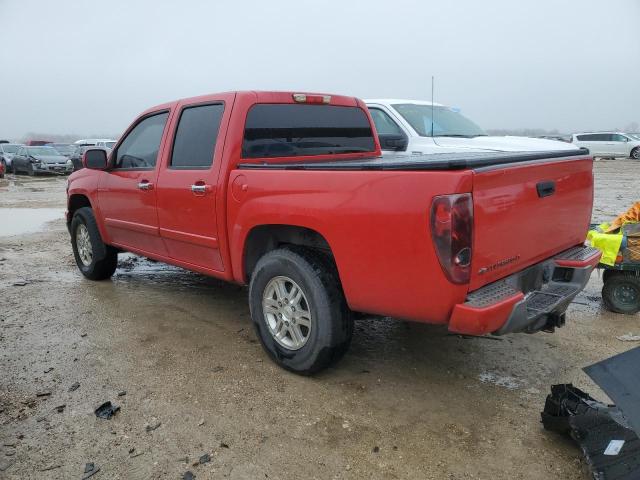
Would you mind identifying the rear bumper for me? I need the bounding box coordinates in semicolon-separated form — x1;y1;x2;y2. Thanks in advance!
448;245;601;336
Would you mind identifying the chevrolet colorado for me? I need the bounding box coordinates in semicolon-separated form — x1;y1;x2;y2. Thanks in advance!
67;91;601;374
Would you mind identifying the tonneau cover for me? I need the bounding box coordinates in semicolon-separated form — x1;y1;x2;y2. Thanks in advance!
238;148;589;171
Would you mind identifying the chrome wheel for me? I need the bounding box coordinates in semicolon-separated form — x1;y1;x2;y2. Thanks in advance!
632;148;640;160
76;223;93;266
262;276;312;350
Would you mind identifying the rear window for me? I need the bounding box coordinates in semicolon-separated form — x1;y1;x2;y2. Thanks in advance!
242;104;375;158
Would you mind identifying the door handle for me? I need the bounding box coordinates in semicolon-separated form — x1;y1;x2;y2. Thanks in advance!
190;184;212;194
536;180;555;198
138;181;153;191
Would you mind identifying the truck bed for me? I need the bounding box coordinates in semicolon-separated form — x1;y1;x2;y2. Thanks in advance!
238;148;589;171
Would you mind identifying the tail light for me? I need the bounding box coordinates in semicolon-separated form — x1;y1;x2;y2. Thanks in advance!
430;193;473;284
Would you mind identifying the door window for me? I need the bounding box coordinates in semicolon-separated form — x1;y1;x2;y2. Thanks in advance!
170;104;224;168
369;108;403;135
113;112;169;169
611;134;627;142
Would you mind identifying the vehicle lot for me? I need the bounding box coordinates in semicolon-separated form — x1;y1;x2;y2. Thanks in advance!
0;159;638;479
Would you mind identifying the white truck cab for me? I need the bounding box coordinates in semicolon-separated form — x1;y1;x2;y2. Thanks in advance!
365;99;579;155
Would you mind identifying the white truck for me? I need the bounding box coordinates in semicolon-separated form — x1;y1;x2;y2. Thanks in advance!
365;99;580;155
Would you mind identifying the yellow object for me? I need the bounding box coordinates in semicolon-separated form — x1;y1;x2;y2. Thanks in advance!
587;225;623;266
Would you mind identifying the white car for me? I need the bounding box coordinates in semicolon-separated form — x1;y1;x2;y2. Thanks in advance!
365;99;580;155
570;132;640;159
74;138;117;149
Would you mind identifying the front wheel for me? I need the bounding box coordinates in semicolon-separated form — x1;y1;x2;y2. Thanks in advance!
602;271;640;314
71;207;118;280
631;147;640;160
249;248;353;375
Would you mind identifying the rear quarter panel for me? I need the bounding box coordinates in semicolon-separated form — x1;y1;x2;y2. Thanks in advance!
227;169;473;324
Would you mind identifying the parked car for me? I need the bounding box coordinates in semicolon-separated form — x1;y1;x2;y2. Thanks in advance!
70;145;111;171
571;132;640;159
25;139;54;146
47;143;75;157
12;146;73;175
74;138;117;149
0;157;4;178
67;90;600;374
0;143;23;172
365;99;581;155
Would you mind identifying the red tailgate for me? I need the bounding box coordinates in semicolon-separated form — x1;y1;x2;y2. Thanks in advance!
469;157;593;291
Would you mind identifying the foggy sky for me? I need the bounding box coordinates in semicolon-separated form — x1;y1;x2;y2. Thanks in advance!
1;0;639;139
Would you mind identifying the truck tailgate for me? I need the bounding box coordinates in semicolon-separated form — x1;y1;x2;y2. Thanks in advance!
470;157;593;291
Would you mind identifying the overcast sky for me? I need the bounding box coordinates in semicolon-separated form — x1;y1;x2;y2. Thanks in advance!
1;0;638;139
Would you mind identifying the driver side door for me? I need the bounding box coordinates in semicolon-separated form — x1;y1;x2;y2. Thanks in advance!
97;110;171;257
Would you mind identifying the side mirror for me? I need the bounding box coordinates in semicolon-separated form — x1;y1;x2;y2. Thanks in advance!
82;149;108;170
378;133;408;152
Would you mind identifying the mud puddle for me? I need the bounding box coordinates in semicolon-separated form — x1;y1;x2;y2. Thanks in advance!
0;208;64;237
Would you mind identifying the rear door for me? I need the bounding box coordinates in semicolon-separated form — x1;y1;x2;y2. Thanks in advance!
155;94;233;273
470;156;593;290
97;111;170;256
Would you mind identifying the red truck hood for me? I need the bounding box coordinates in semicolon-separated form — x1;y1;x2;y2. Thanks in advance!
469;156;594;290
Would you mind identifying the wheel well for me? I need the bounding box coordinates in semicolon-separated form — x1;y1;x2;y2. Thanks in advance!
68;194;92;223
243;225;334;281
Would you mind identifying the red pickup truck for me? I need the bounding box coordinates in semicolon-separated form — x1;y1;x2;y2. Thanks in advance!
67;91;601;374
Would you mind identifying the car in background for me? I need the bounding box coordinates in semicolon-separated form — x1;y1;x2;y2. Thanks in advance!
11;146;73;175
69;145;111;171
74;138;117;149
0;143;24;172
47;143;75;157
365;99;579;155
25;139;54;146
571;132;640;159
0;158;4;178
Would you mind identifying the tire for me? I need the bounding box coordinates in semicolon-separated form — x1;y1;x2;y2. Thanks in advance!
602;269;614;284
631;147;640;160
249;247;353;375
27;163;35;176
602;271;640;314
70;207;118;280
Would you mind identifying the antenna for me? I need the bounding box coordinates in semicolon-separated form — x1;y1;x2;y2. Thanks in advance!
431;75;435;138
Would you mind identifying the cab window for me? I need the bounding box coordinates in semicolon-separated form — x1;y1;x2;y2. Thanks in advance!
369;108;403;135
113;112;169;169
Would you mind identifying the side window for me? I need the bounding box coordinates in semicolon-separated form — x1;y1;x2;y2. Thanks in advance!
113;112;169;169
171;104;224;168
17;147;25;156
611;134;626;142
369;108;403;135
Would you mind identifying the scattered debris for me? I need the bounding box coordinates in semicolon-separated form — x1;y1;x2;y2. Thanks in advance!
220;442;229;449
82;462;100;479
130;452;144;458
177;456;189;463
68;382;80;392
0;459;15;471
478;372;522;390
12;280;27;287
80;333;87;338
94;401;120;419
36;391;51;397
199;453;211;465
198;418;205;426
542;384;640;479
145;420;161;432
183;471;196;480
43;367;54;373
39;464;62;472
55;404;66;413
2;443;16;448
617;333;640;342
212;366;224;373
372;446;380;453
117;391;127;397
5;450;15;456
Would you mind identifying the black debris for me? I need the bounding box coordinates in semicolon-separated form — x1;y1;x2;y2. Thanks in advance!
220;442;229;449
55;404;66;413
542;384;640;480
212;366;224;373
82;462;100;479
12;280;27;286
80;333;87;338
68;382;80;392
94;401;120;419
129;447;135;454
183;472;196;480
372;446;380;453
44;367;53;373
36;392;51;397
117;391;127;397
199;453;210;465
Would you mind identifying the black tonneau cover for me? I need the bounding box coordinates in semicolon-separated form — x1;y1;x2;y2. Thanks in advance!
238;148;589;171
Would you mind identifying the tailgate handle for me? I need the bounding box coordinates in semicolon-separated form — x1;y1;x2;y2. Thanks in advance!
537;181;556;198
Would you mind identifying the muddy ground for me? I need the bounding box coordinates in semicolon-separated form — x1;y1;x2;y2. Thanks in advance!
0;159;638;480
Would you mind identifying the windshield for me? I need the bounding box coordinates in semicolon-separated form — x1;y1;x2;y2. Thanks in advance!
51;145;74;154
392;104;486;138
104;141;116;149
2;144;20;153
27;146;60;156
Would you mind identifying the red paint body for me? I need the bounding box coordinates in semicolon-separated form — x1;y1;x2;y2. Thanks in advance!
67;91;596;335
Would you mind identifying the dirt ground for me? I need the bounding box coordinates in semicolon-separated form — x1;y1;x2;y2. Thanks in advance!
0;158;638;480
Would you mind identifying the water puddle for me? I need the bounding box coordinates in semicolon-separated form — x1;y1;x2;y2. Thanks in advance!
0;208;65;237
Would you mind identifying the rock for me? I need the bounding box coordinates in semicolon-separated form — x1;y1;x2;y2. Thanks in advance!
68;382;80;392
199;453;211;464
36;391;51;397
220;442;229;449
183;471;196;480
44;367;54;373
0;459;15;471
117;391;127;397
617;333;640;342
198;419;205;426
145;420;161;432
94;401;120;420
82;462;100;479
372;446;380;453
55;404;66;413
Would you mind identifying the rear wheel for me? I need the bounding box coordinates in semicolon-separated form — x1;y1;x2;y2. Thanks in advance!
631;147;640;160
602;271;640;314
71;207;118;280
249;247;353;375
27;163;35;176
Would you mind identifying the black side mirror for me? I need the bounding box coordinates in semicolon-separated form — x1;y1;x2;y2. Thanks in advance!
378;133;408;152
83;149;108;170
